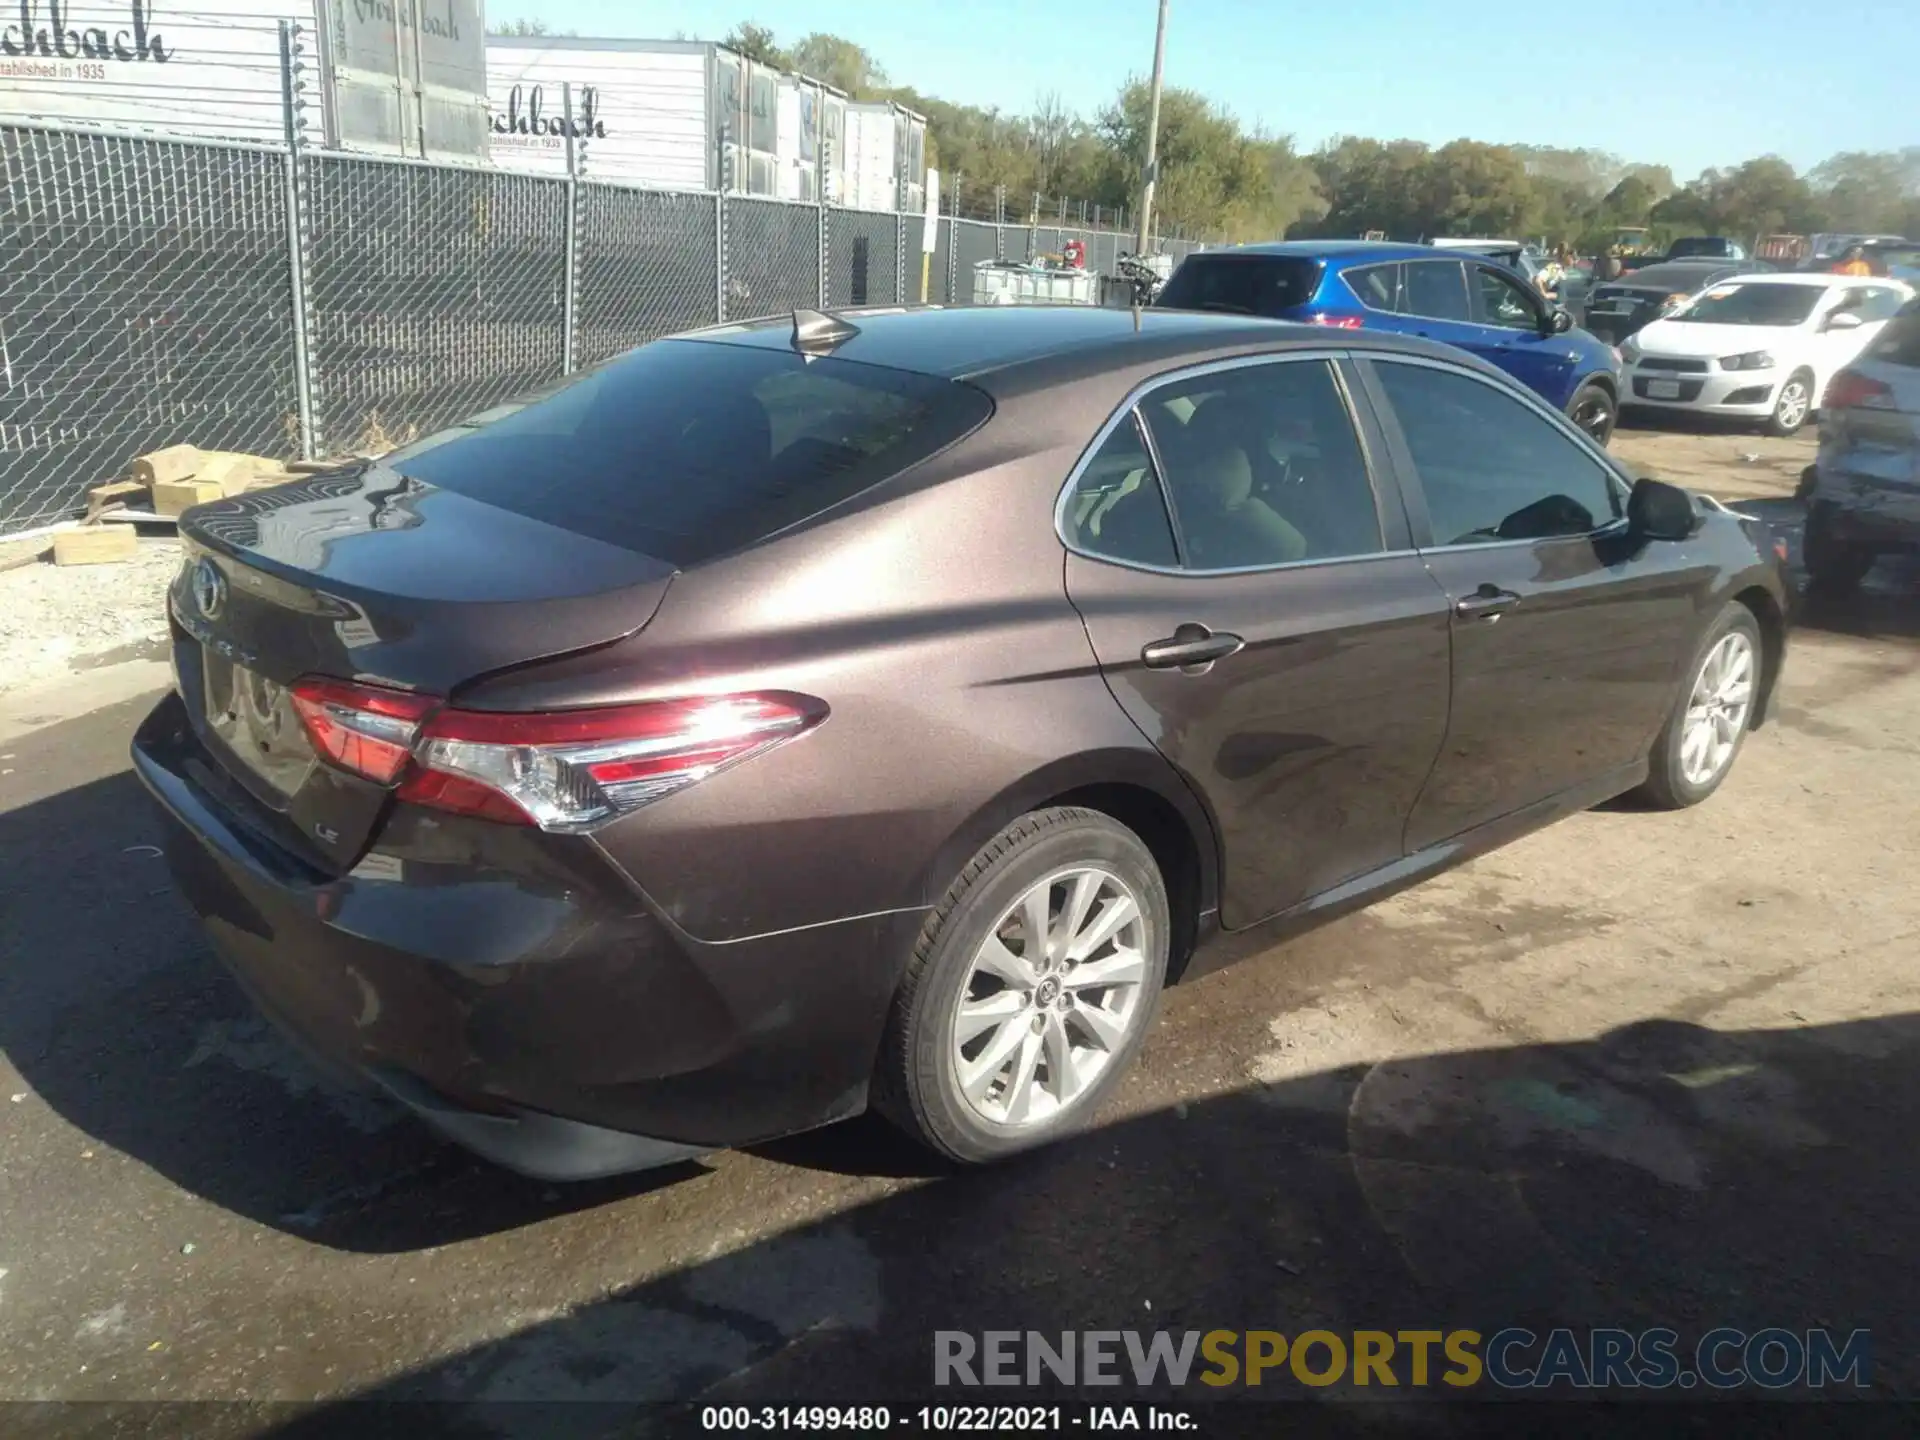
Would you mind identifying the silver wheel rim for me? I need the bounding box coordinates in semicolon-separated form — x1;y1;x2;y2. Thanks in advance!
1680;631;1755;787
1776;381;1809;429
1573;392;1612;443
950;865;1150;1129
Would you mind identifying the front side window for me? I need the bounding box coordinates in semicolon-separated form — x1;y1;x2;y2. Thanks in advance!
1061;416;1178;568
1136;360;1385;570
1404;261;1471;322
1473;265;1543;331
1371;361;1621;547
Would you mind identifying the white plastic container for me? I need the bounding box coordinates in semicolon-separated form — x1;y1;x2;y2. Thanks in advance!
972;262;1099;306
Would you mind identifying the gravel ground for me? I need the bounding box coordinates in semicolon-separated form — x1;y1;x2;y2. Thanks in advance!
0;538;179;694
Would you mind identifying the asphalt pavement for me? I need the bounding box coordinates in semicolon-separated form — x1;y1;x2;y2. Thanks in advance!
5;511;1920;1439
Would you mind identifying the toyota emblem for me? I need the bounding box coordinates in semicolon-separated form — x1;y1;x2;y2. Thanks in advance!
191;558;227;620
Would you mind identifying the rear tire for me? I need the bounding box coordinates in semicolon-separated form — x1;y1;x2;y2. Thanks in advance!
872;807;1169;1165
1765;370;1815;436
1803;502;1874;596
1636;602;1762;810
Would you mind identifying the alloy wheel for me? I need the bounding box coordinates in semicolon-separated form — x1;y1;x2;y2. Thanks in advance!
1680;631;1755;788
1572;391;1614;444
949;866;1149;1129
1775;380;1810;431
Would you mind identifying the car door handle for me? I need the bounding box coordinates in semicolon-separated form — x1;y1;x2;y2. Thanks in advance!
1454;585;1522;620
1141;623;1245;670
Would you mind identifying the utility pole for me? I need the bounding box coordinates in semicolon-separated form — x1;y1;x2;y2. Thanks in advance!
1135;0;1169;255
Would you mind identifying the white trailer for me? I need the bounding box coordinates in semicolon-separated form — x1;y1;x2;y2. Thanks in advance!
0;0;489;158
774;73;847;203
485;36;790;195
841;99;926;214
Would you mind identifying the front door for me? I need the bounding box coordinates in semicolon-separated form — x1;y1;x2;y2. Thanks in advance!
1463;261;1579;403
1060;354;1453;929
1356;356;1710;851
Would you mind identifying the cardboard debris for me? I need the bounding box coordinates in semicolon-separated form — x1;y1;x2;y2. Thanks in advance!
151;480;227;517
53;527;140;566
131;444;204;488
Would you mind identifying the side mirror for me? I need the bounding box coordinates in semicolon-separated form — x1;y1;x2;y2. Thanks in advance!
1627;476;1700;541
1550;307;1574;334
1823;310;1865;332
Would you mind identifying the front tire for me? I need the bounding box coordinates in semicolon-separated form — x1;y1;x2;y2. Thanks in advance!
1636;602;1762;810
1765;370;1815;437
1567;379;1617;447
872;808;1170;1165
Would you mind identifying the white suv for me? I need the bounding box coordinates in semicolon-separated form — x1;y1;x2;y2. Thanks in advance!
1619;273;1913;435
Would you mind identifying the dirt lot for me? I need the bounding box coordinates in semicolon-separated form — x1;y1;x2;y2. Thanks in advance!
2;421;1919;1433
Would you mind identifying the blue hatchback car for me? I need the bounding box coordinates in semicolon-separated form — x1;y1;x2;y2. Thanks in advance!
1157;241;1624;446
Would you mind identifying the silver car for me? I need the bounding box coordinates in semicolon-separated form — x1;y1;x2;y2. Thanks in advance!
1805;299;1920;593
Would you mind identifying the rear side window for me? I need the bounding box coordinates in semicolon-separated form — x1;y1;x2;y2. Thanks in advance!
1062;416;1178;568
1404;261;1471;321
1345;263;1403;312
1156;256;1323;316
387;341;992;564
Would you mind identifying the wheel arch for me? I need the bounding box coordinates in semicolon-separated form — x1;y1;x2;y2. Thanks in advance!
913;748;1223;988
1730;583;1787;728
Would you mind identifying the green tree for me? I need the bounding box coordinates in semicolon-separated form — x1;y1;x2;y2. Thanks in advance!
786;33;887;95
489;17;574;37
722;22;787;67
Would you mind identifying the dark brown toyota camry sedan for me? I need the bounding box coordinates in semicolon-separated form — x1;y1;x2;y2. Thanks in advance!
135;305;1790;1179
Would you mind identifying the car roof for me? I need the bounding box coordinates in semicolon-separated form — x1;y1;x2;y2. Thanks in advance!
1184;240;1484;265
670;304;1497;386
1714;272;1874;287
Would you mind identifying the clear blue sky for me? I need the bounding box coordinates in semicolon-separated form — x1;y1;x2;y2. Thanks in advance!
495;0;1911;180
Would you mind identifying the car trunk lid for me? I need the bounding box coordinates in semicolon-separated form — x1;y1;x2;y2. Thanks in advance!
170;463;676;872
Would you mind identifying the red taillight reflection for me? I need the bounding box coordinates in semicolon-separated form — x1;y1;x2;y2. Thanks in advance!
1309;313;1365;329
290;678;436;784
1823;369;1893;412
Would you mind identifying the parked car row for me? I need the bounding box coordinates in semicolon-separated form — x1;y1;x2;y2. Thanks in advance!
1153;241;1624;445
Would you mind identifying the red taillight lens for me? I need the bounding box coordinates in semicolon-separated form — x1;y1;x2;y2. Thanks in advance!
401;693;821;831
1824;369;1894;411
290;678;437;784
1309;313;1365;329
289;678;821;832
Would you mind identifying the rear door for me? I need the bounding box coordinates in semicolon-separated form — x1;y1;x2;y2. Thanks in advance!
1400;258;1481;352
1355;356;1710;850
1463;262;1577;402
1062;352;1452;930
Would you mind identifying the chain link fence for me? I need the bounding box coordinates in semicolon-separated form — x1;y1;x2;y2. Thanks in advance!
0;125;302;533
0;119;1210;536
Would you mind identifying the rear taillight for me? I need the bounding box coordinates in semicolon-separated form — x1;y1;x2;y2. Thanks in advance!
1309;313;1365;329
1824;369;1894;411
291;678;437;784
291;678;821;832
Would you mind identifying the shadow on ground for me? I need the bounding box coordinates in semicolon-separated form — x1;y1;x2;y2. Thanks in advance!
223;1009;1920;1438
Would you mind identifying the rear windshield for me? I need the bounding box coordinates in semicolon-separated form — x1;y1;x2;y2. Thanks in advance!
1669;284;1820;326
386;340;992;564
1156;256;1322;316
1667;238;1732;258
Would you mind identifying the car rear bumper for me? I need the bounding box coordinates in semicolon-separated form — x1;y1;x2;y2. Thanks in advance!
1810;488;1920;549
133;690;924;1180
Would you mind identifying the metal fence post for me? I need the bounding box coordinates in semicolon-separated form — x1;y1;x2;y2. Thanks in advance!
561;82;578;375
896;211;907;305
818;193;829;307
948;176;960;302
277;20;316;460
715;190;727;323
